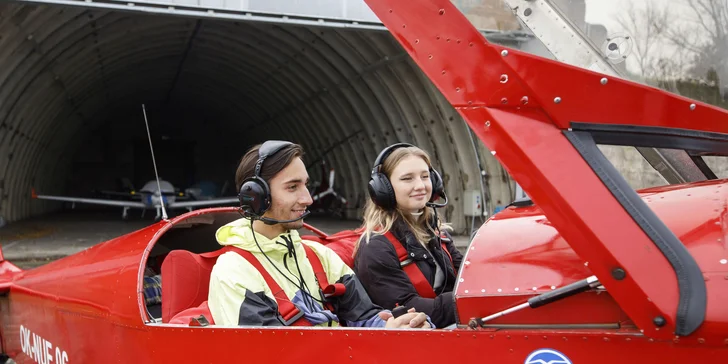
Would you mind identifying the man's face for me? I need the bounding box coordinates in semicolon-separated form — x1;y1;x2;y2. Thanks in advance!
264;157;313;231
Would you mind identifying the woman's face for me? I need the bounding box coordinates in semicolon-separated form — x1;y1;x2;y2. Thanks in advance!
389;155;432;213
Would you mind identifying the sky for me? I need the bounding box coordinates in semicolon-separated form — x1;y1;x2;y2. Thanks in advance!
584;0;631;28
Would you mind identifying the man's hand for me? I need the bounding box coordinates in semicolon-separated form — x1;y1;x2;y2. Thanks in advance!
379;308;431;329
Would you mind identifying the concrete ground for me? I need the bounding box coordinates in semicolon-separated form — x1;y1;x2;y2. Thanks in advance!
1;208;471;270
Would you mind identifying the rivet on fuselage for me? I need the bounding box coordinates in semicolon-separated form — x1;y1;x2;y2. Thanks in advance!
500;74;509;83
501;50;509;56
554;97;562;104
497;288;502;292
720;259;727;264
521;96;529;105
611;267;626;280
485;120;491;127
491;151;497;155
465;290;469;293
481;289;486;293
690;103;696;110
600;77;608;85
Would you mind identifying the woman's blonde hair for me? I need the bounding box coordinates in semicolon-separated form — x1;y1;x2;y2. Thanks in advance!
356;146;451;253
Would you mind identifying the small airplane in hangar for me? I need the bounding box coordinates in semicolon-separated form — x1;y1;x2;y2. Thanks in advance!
31;105;240;220
2;0;728;363
32;179;240;220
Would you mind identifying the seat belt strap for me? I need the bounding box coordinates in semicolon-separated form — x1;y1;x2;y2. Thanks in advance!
383;231;436;299
225;246;311;326
301;244;346;311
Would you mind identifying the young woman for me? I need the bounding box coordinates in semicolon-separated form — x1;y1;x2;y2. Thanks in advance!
353;143;463;328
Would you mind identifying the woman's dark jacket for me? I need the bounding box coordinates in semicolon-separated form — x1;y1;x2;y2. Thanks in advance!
353;218;464;328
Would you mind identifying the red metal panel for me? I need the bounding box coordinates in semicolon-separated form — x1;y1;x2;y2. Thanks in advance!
502;51;728;133
12;224;161;327
459;179;728;337
7;317;728;363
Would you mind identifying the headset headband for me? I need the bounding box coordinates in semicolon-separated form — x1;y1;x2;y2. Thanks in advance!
371;142;414;174
255;140;293;178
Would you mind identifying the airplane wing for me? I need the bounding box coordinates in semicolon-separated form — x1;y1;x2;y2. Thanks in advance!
168;197;240;209
99;190;143;200
32;189;147;208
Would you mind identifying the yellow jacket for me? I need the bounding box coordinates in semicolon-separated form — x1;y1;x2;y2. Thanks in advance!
208;217;387;327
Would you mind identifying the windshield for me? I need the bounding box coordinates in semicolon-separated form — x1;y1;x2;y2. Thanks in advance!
598;145;728;190
452;0;727;112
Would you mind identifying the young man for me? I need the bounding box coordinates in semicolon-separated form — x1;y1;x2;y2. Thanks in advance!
208;140;432;328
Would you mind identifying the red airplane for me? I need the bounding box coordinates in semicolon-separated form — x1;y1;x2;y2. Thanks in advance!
2;0;727;363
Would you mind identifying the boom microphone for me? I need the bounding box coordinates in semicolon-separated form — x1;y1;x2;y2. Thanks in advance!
426;193;448;208
241;209;311;225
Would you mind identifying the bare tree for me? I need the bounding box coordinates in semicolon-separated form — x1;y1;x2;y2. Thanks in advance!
616;0;671;78
667;0;727;95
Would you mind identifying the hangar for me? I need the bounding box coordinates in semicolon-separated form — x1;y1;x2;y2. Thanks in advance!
0;0;541;234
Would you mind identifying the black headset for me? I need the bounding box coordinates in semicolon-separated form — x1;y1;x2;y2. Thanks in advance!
238;140;293;217
367;143;447;210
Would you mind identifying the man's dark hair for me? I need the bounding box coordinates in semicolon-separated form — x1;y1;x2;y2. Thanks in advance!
235;142;305;192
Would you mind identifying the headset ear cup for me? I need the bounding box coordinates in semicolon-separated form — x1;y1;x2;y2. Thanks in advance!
430;169;444;202
368;173;396;209
382;175;396;209
239;177;271;215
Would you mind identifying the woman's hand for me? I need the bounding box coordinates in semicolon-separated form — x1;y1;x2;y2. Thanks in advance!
379;308;431;329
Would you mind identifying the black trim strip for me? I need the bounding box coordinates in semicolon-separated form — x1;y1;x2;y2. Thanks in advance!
586;131;728;156
564;130;706;336
570;123;728;142
691;156;719;180
507;196;534;208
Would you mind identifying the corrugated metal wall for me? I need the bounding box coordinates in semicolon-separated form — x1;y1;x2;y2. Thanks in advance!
0;2;516;233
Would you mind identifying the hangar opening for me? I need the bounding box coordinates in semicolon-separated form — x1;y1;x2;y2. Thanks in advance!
0;1;525;234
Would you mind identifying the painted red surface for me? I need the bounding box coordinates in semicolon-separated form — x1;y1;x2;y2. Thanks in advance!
1;0;727;362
